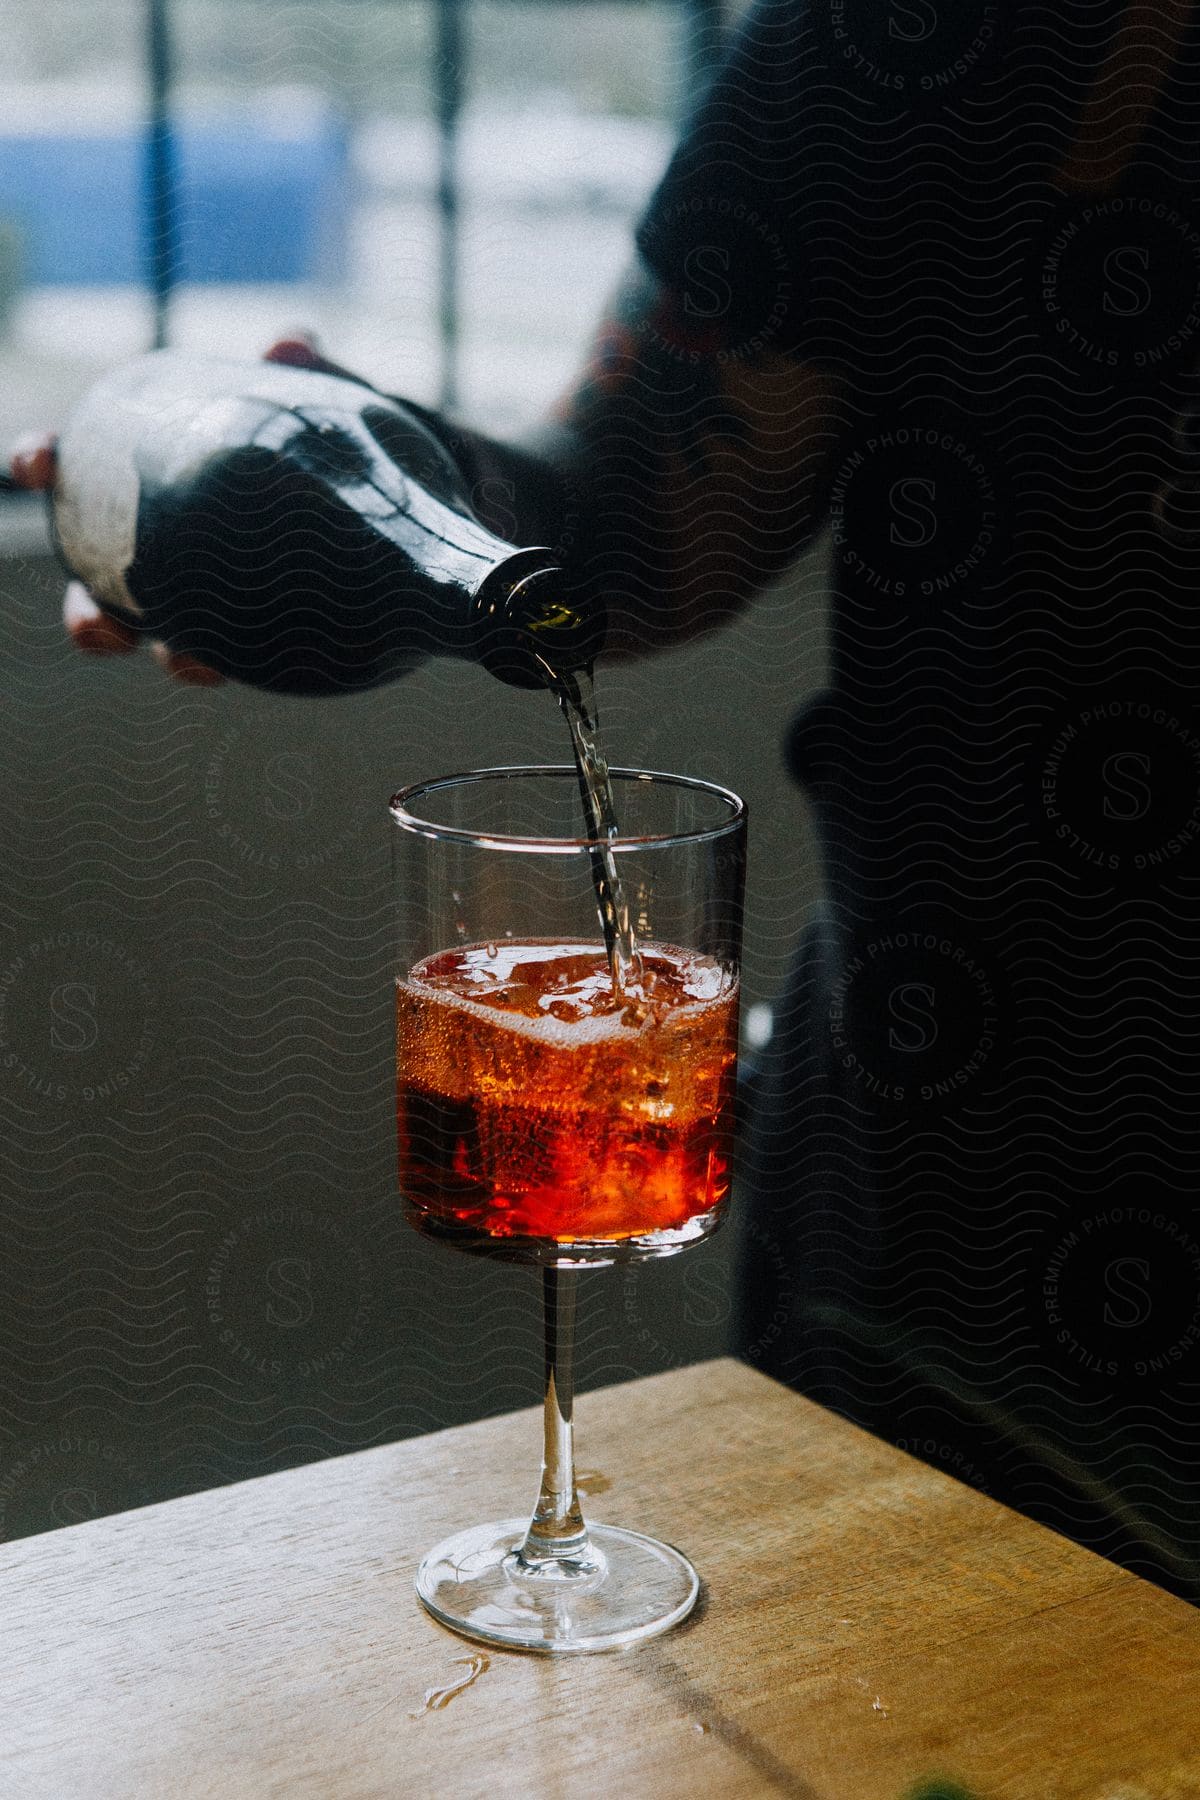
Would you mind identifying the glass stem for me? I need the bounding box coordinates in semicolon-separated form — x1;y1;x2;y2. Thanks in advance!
518;1268;592;1566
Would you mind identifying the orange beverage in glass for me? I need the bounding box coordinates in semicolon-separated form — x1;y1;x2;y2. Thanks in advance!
396;939;738;1249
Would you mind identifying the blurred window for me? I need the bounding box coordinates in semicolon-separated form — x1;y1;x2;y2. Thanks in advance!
0;0;712;441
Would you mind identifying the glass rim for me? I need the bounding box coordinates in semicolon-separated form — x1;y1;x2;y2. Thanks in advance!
389;764;747;854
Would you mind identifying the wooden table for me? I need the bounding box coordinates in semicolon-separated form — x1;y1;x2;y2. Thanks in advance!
4;1359;1197;1800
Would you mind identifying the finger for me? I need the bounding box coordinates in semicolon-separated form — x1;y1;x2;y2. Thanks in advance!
63;582;139;656
264;333;333;371
149;639;225;688
10;432;58;491
263;334;365;385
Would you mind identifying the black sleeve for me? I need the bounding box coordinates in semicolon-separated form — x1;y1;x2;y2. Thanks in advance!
634;0;1018;371
634;0;818;360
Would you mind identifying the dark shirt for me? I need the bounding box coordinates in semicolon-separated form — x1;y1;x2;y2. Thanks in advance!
636;0;1200;1598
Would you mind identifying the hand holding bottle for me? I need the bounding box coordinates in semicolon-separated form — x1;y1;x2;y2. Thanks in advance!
10;333;597;695
9;337;345;684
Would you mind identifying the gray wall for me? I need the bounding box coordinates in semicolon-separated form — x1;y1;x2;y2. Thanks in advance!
0;526;826;1537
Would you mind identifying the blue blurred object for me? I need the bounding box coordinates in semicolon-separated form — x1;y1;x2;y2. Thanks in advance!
0;113;350;285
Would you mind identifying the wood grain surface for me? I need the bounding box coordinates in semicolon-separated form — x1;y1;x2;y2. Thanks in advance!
3;1358;1197;1800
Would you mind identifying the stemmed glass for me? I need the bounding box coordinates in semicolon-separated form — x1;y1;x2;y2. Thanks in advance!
391;766;746;1653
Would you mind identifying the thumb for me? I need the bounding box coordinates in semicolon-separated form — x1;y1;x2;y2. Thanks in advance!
10;433;58;492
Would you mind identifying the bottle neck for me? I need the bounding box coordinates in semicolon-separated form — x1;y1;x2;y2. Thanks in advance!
471;558;606;689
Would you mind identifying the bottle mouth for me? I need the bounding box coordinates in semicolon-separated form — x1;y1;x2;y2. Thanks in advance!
473;557;607;689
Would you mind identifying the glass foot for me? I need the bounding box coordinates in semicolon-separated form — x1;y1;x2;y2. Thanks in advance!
415;1517;699;1653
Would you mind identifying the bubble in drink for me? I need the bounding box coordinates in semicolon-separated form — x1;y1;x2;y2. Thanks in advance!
396;940;738;1247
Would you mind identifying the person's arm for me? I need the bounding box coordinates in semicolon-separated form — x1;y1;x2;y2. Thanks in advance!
19;0;840;677
442;0;843;656
445;264;844;658
15;273;843;677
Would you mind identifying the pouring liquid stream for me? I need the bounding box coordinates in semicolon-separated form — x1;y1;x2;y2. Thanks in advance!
547;663;645;1006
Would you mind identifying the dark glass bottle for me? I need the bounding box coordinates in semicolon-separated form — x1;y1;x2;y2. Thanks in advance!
51;350;600;694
